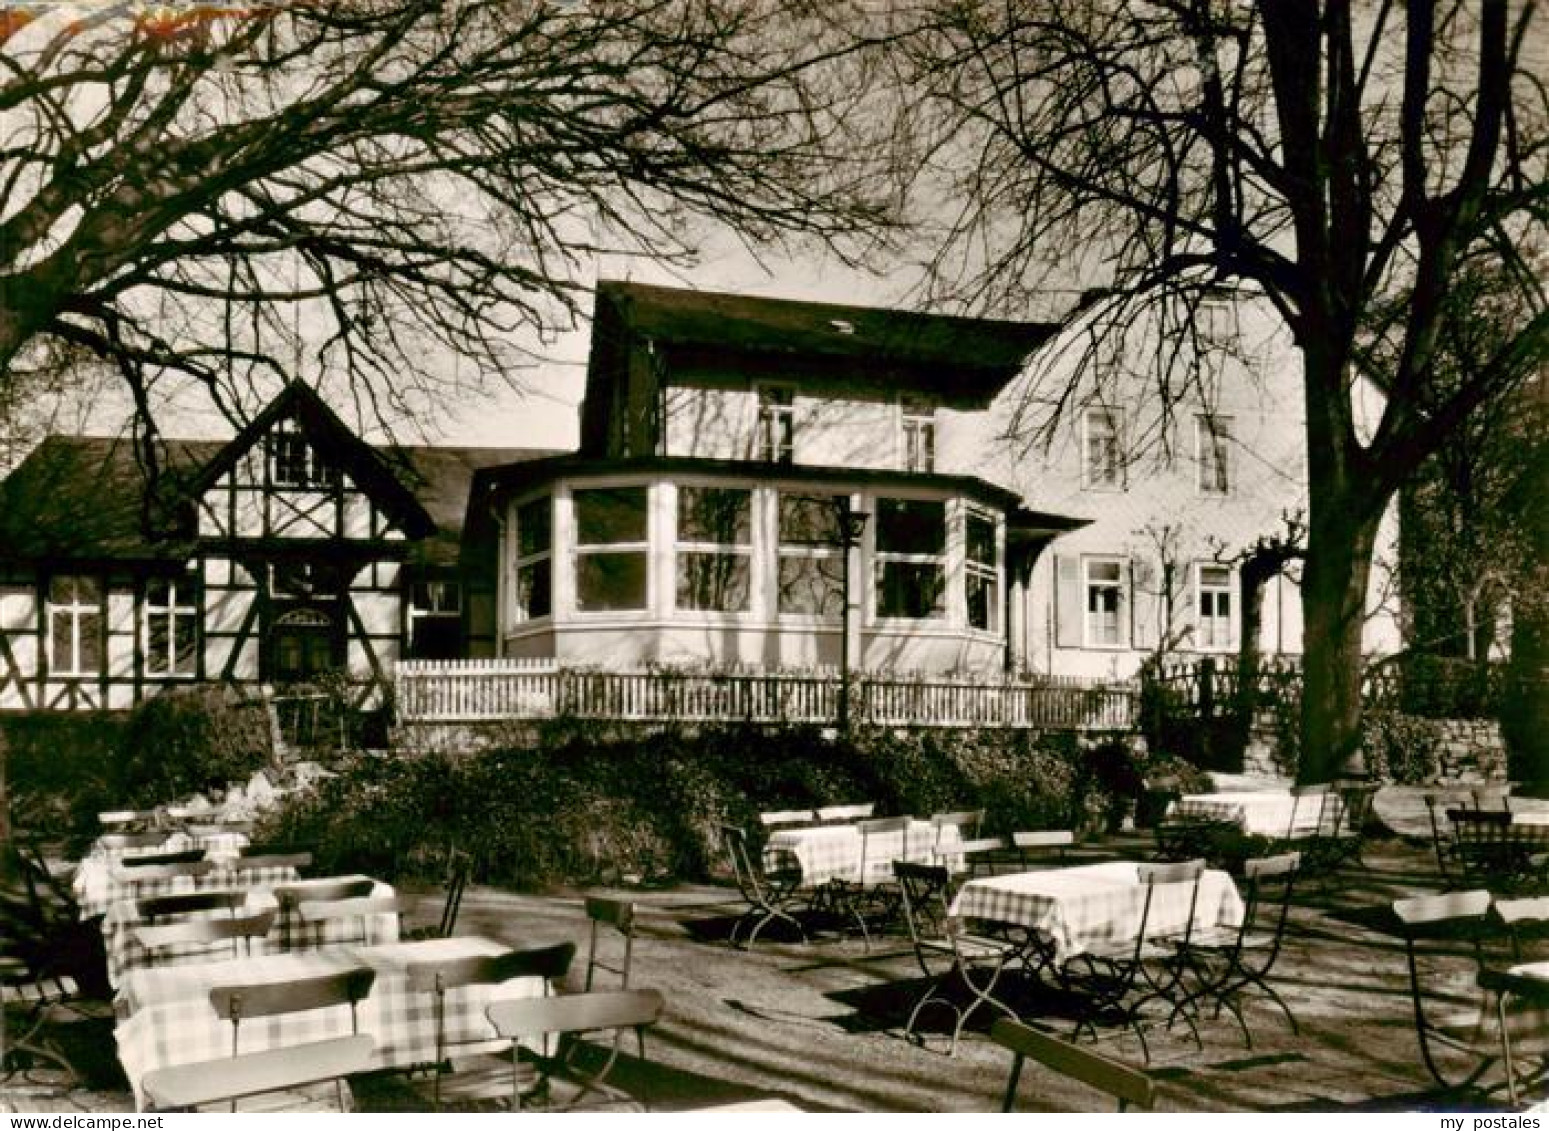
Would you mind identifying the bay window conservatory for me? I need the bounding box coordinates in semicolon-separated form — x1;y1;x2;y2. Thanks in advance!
491;465;1020;673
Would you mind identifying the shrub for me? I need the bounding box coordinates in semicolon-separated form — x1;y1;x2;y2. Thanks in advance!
116;686;274;808
254;722;1145;889
2;711;129;841
1361;710;1444;784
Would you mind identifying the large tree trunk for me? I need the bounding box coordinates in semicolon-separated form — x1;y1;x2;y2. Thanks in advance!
1298;501;1384;784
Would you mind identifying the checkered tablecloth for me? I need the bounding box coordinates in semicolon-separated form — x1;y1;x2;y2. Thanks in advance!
77;862;304;920
114;936;544;1111
764;820;957;887
948;860;1244;966
1170;792;1333;838
102;876;398;985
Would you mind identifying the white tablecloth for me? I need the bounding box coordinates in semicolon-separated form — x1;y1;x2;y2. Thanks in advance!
948;860;1244;966
764;820;958;887
1170;791;1332;838
115;936;544;1111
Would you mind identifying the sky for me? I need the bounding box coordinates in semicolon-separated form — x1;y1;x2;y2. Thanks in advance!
48;233;924;458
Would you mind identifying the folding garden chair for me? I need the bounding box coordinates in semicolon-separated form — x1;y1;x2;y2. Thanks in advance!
1014;830;1077;869
759;809;817;831
133;909;277;967
1064;858;1205;1063
719;824;808;948
119;849;208;869
1480;897;1549;1106
142;968;378;1112
815;803;875;824
137;890;246;921
1391;889;1501;1094
1170;851;1301;1047
274;878;376;948
486;988;666;1111
823;816;911;949
405;852;472;942
405;941;576;1109
893;860;1021;1057
992;1018;1155;1112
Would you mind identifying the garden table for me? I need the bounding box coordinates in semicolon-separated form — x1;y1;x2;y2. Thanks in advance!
763;819;956;887
1169;791;1330;839
74;831;252;912
102;876;399;985
947;860;1244;968
114;935;545;1111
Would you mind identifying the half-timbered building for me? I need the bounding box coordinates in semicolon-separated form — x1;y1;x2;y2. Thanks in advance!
0;382;544;710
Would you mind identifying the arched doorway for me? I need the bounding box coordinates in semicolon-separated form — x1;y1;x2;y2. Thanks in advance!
267;606;339;682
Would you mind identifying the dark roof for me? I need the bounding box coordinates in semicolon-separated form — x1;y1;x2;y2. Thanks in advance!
383;446;551;567
593;280;1059;377
581;283;1063;450
0;432;549;568
0;436;214;563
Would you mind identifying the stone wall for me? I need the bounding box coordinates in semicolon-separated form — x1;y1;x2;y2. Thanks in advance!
1424;717;1509;781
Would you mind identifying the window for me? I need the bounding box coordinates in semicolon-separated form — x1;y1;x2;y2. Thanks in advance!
777;493;846;617
965;509;999;632
48;575;102;676
901;396;936;472
144;577;197;676
1197;564;1233;650
267;426;336;488
1196;415;1232;495
875;498;946;619
513;496;552;622
1084;558;1124;647
1084;408;1123;488
271;561;342;598
675;485;752;613
757;385;795;464
409;579;462;659
573;486;648;612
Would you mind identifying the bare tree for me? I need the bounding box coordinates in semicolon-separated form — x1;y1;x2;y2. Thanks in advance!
883;0;1548;783
0;0;892;470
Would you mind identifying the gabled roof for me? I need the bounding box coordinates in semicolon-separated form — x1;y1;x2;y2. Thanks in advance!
0;404;552;569
188;381;437;541
0;436;215;563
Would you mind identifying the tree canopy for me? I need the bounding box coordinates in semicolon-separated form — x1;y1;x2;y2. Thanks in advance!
880;0;1547;781
0;0;890;457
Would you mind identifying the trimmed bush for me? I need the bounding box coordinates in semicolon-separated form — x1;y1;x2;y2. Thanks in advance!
116;686;274;809
255;723;1163;889
2;711;129;840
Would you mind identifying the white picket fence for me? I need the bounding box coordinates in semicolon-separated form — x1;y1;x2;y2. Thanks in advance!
395;659;1137;730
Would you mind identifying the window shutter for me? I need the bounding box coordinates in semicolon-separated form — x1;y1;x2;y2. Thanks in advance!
1054;554;1081;648
1130;556;1156;651
1178;562;1198;650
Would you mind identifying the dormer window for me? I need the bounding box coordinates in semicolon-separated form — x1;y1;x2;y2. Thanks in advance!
757;384;795;464
268;425;336;489
901;396;936;473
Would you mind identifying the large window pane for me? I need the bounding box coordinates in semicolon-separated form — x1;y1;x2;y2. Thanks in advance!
876;498;945;554
779;556;845;616
779;494;843;545
967;571;996;631
677;552;751;612
575;487;647;545
518;560;551;619
678;486;751;545
577;553;647;611
517;497;551;557
966;512;996;566
877;561;945;619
